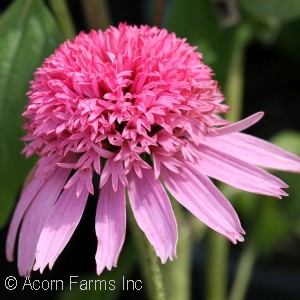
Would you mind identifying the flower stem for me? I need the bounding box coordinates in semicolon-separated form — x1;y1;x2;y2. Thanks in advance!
49;0;76;39
205;24;251;300
228;244;257;300
162;199;192;300
127;206;166;300
225;24;257;300
205;232;229;300
224;24;251;122
225;48;244;122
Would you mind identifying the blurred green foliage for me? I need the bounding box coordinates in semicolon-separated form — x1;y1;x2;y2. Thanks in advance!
233;131;300;256
239;0;300;22
0;0;62;228
167;0;251;86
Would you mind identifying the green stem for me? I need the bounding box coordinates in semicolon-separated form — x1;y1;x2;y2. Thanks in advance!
205;232;229;300
49;0;76;39
225;24;257;300
162;199;192;300
228;244;257;300
127;206;166;300
224;24;251;122
225;48;244;122
205;24;251;300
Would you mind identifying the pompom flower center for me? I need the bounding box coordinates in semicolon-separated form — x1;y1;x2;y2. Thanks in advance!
22;24;228;192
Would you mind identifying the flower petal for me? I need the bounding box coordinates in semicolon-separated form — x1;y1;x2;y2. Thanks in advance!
6;165;48;261
193;143;288;198
95;178;126;275
17;168;70;276
127;168;178;263
208;112;264;136
33;184;89;273
205;132;300;173
161;164;244;243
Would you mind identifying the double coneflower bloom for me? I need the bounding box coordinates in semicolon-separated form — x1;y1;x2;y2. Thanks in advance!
6;24;300;276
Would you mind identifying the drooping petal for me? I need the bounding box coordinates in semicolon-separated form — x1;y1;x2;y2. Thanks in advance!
208;112;264;136
33;184;89;273
205;132;300;172
17;168;71;276
192;143;288;198
6;165;48;261
95;178;126;275
161;164;244;243
127;168;178;263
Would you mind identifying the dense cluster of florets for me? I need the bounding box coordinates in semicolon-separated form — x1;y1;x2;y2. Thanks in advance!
22;24;228;194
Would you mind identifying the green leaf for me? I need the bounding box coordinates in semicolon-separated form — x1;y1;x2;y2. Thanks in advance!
239;0;300;22
0;0;62;229
58;242;137;300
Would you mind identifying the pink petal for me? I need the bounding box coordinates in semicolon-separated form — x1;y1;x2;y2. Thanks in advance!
127;168;178;263
33;184;89;273
206;132;300;173
17;168;70;276
6;165;48;261
95;178;126;275
161;164;244;243
193;144;288;198
99;158;128;189
208;112;264;136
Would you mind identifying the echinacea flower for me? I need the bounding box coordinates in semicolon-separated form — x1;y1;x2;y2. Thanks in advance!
6;23;300;277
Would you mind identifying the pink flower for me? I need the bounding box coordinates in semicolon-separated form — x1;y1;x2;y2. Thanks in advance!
6;24;300;276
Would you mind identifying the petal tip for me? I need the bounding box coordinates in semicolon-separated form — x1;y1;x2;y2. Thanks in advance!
96;264;106;276
6;251;14;262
